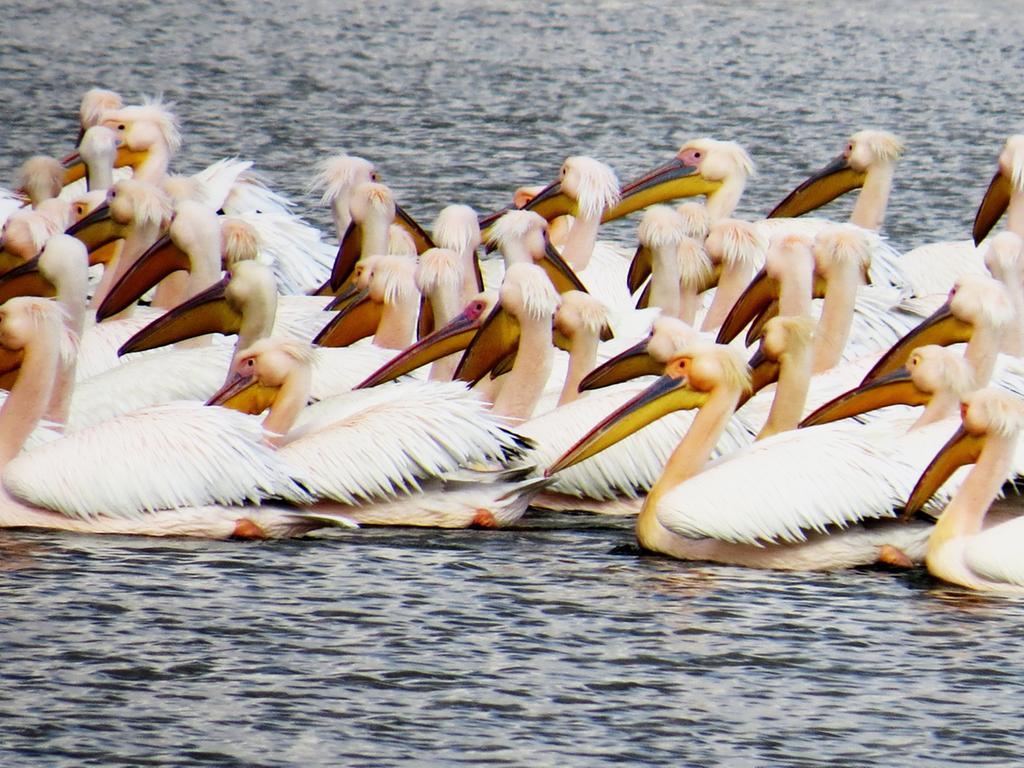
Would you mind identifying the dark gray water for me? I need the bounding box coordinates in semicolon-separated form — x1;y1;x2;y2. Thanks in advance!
3;1;1024;765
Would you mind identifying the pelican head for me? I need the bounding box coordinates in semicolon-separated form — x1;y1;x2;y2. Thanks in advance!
769;130;903;219
904;387;1024;517
1;209;63;265
745;314;817;397
118;260;276;355
95;199;222;320
578;315;700;392
0;234;89;305
486;210;586;294
554;290;611;343
548;343;751;474
432;204;482;254
66;179;172;256
354;291;497;388
101;100;182;158
863;274;1014;383
79;88;123;132
18;156;64;205
616;138;754;222
64;99;179;186
557;155;621;220
801;344;972;428
315;255;419;348
311;154;378;206
209;337;315;415
453;262;559;385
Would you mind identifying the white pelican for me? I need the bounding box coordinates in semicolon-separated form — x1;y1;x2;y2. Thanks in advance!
903;387;1024;593
0;296;351;539
208;337;544;528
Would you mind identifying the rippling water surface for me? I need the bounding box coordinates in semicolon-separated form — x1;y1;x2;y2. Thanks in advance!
3;1;1024;765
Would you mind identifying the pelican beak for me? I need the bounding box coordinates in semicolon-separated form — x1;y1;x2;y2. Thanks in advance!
547;369;708;474
313;289;381;347
540;236;589;294
324;280;364;311
206;371;278;414
329;220;362;291
903;426;985;518
0;345;26;389
768;154;866;219
716;268;779;344
742;345;780;406
61;141;149;186
118;276;238;355
800;367;927;428
417;296;435;339
973;169;1013;246
65;202;124;252
454;302;520;385
0;257;55;303
355;300;487;388
394;204;436;254
860;301;971;383
611;158;721;221
95;234;191;321
0;248;28;279
61;150;87;186
627;243;652;295
523;179;575;220
578;337;661;391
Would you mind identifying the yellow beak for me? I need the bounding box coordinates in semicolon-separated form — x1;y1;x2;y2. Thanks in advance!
453;302;520;385
547;370;708;474
0;256;56;303
95;233;192;321
313;289;383;348
902;426;985;519
577;337;661;392
800;367;927;428
118;276;239;355
354;299;488;388
973;169;1013;246
768;154;866;219
613;158;723;220
860;301;971;384
206;371;279;415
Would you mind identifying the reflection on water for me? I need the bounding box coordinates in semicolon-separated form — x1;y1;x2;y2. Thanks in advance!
2;1;1024;766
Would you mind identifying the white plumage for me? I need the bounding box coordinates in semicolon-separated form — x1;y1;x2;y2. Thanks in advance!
5;401;312;520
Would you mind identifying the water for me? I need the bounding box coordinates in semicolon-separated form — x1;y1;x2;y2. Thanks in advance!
2;1;1024;765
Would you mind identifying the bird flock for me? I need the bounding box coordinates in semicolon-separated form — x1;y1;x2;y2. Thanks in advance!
2;87;1024;594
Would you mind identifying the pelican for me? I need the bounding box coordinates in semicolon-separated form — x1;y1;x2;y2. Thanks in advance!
208;337;544;528
0;296;352;538
903;387;1024;593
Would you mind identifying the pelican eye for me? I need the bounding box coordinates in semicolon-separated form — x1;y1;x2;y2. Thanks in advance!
117;124;126;131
